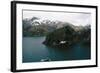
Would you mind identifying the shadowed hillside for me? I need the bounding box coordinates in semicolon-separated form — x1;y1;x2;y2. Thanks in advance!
23;17;91;48
43;25;91;48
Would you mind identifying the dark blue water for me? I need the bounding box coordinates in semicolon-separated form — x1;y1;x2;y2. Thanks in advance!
22;37;90;63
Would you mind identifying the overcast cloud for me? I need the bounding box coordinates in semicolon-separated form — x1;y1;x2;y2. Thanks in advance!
23;10;91;26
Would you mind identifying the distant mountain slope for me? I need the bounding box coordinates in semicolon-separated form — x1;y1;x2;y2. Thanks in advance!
23;17;91;47
23;17;80;37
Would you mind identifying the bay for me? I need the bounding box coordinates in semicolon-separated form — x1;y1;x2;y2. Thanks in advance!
22;36;90;63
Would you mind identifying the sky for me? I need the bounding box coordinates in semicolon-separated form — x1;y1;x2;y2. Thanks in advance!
23;10;91;26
